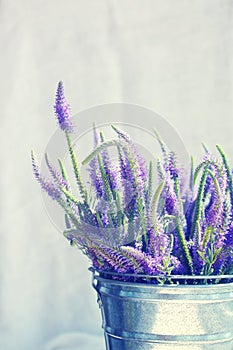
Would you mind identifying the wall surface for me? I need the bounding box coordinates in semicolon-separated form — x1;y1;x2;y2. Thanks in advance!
1;1;233;349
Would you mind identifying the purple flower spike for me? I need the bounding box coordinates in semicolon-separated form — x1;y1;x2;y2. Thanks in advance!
41;181;62;200
31;151;61;200
164;176;179;215
167;151;179;179
54;81;73;132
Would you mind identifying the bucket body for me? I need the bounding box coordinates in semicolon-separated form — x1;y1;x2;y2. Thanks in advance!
92;273;233;350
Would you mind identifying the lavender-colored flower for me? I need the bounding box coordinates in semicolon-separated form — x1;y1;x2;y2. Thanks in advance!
113;126;148;196
169;257;183;274
31;151;61;200
100;132;118;193
45;153;68;189
112;126;147;181
148;225;168;257
203;155;227;227
118;146;127;180
166;151;179;179
42;181;62;200
89;129;119;201
147;222;183;275
191;245;205;275
225;222;233;247
117;147;136;216
164;176;179;215
33;82;233;282
183;197;195;239
121;146;146;210
120;246;155;274
90;245;130;274
54;81;73;132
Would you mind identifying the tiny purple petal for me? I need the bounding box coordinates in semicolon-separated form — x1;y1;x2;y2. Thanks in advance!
54;81;73;132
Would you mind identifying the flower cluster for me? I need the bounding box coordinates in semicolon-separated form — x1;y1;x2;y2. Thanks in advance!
32;82;233;284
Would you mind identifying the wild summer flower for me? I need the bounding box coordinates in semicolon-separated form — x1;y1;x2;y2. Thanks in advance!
54;81;73;133
32;82;233;284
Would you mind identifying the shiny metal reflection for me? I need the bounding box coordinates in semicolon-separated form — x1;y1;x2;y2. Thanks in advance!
92;271;233;350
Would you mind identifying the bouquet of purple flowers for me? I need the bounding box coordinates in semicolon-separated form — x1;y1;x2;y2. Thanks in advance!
32;82;233;284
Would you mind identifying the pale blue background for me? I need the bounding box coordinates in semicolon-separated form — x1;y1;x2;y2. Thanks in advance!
1;1;233;349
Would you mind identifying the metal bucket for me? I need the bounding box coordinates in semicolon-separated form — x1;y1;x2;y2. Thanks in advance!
91;270;233;350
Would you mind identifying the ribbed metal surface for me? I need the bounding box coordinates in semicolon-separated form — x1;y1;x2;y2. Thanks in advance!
92;273;233;350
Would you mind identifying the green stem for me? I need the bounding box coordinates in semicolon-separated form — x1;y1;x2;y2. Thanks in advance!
173;176;193;273
216;144;233;207
174;177;183;214
151;181;165;224
65;131;88;202
61;187;80;206
176;217;193;274
190;165;208;240
189;156;194;190
147;161;153;205
97;154;113;202
58;159;70;189
57;197;80;228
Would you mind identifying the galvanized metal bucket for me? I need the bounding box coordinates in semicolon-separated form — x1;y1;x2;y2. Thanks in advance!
91;270;233;350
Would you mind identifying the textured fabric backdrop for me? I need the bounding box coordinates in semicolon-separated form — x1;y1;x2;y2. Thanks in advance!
1;1;233;349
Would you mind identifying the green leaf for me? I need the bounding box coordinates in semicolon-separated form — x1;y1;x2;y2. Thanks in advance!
157;158;164;179
61;187;80;206
58;158;70;188
216;144;233;207
207;169;221;211
151;181;165;223
202;226;213;249
190;165;209;240
207;247;213;262
65;214;71;229
213;247;223;264
176;217;193;273
189;156;194;190
193;161;206;184
197;250;209;263
169;234;174;250
97;154;113;202
202;143;209;153
153;129;168;159
147;161;153;205
82;140;120;165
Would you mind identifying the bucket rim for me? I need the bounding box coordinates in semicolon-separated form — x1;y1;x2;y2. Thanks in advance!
89;267;233;288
